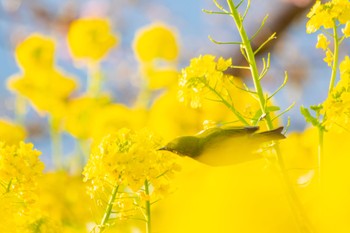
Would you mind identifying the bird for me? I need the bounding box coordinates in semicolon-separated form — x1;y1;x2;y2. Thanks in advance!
158;126;285;166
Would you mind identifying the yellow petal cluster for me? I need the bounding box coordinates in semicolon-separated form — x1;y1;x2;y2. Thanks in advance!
15;34;55;72
178;54;232;108
0;119;26;145
306;0;350;33
323;56;350;131
67;18;118;61
83;128;180;200
133;23;179;62
8;69;77;117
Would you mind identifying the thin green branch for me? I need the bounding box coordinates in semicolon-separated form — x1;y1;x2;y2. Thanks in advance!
144;180;151;233
242;0;251;22
254;32;277;55
329;20;339;93
268;72;288;100
271;102;296;122
100;184;120;232
250;14;269;41
202;9;231;15
208;35;242;45
213;0;229;13
259;53;271;80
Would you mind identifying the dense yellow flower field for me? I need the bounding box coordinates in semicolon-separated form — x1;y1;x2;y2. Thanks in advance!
1;0;350;232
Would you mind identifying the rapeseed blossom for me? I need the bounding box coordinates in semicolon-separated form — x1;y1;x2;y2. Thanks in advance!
323;56;350;131
15;34;55;72
133;23;179;62
82;128;180;230
0;119;26;145
67;18;118;61
7;34;77;117
178;55;232;108
306;0;350;34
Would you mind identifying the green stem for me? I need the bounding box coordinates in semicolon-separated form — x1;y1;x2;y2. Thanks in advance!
318;127;324;186
227;1;314;232
144;180;151;233
49;115;63;170
329;21;339;93
205;84;249;125
100;184;119;231
87;62;102;96
227;0;273;130
15;95;26;125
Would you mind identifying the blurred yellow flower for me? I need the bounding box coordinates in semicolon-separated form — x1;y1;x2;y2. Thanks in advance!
7;69;77;117
36;172;94;232
0;119;26;145
67;18;118;61
133;23;179;62
90;104;147;140
343;22;350;37
140;64;179;90
316;33;329;50
323;56;350;131
306;0;350;33
63;95;110;139
15;34;55;72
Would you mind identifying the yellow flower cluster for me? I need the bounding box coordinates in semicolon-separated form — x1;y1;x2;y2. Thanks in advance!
83;128;180;201
0;142;44;203
178;55;232;108
0;142;46;232
323;56;350;131
7;34;77;117
306;0;350;34
67;18;118;62
0;119;26;145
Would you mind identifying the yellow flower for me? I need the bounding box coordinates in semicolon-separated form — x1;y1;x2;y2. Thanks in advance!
7;68;77;117
323;49;333;66
323;56;350;131
342;21;350;37
133;23;179;62
306;0;350;33
315;33;329;50
15;34;55;72
0;119;26;145
178;55;232;108
63;95;110;139
83;128;180;214
0;142;44;204
140;64;179;90
67;18;118;61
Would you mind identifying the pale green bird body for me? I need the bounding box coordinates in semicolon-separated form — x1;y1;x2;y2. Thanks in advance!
159;126;285;166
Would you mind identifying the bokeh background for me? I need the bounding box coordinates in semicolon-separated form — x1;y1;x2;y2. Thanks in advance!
0;0;348;159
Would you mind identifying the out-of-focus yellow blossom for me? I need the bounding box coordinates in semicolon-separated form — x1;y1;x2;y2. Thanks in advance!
0;142;45;232
178;55;232;109
140;64;179;90
323;56;350;131
83;128;181;227
316;33;329;50
0;119;26;145
63;95;110;139
15;34;55;72
90;104;147;141
0;142;44;204
67;18;118;61
7;69;77;117
306;0;350;34
36;172;94;232
343;21;350;37
323;49;333;66
133;23;179;62
147;79;264;141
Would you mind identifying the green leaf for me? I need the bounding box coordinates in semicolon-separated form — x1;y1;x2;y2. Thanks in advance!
300;106;321;127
